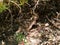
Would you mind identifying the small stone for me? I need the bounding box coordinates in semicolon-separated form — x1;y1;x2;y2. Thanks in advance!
45;23;49;26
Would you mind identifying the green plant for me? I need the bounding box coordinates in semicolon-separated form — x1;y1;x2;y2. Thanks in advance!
20;0;28;5
15;33;25;42
0;3;7;13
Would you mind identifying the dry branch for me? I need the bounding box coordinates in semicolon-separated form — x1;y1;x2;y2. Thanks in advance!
46;16;60;30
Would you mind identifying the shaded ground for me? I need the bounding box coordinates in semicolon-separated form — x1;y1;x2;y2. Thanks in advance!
0;0;60;45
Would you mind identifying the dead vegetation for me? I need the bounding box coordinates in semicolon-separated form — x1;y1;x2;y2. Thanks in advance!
0;0;60;45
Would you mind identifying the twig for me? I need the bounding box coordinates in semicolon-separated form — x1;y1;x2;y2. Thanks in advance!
27;0;40;31
7;9;13;31
10;1;21;15
32;0;40;17
46;16;60;30
10;1;21;9
32;0;40;21
56;12;60;18
10;1;22;25
54;18;60;22
27;17;37;30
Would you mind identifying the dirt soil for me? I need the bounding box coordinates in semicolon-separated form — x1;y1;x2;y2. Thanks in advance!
0;0;60;45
